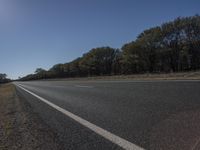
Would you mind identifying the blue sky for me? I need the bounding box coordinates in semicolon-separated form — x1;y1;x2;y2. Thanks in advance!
0;0;200;79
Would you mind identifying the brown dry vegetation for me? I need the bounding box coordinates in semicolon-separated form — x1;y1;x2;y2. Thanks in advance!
45;71;200;81
0;84;63;150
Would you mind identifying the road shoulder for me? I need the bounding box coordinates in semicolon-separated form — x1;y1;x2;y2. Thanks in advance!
0;84;63;150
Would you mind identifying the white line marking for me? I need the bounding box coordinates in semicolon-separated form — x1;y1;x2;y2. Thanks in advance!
16;84;144;150
75;85;94;88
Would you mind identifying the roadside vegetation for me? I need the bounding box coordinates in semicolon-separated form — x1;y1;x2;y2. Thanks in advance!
20;15;200;81
0;84;63;150
0;74;11;84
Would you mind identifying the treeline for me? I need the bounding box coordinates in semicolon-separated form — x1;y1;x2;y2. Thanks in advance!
20;15;200;81
0;73;11;84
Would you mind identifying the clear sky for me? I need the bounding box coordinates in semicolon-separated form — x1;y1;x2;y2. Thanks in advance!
0;0;200;79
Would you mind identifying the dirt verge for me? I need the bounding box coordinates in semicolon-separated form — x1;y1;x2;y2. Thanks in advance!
0;84;63;150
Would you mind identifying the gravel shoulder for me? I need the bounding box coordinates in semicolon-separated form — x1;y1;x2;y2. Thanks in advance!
0;84;63;150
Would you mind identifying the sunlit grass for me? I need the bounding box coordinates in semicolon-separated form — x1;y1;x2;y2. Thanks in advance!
0;84;14;98
0;83;15;141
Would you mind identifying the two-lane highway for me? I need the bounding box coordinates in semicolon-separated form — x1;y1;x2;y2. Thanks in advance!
14;80;200;150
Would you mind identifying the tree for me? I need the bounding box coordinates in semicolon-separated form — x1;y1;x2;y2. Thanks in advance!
49;64;65;77
20;15;200;81
0;73;10;83
112;49;122;75
79;47;116;76
121;15;200;73
35;68;46;74
0;73;7;80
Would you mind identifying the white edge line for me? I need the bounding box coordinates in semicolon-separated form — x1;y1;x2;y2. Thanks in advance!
15;83;145;150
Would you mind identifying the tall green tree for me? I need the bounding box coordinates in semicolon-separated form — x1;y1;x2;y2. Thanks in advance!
20;15;200;81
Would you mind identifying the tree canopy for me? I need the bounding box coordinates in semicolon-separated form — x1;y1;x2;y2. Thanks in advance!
20;15;200;81
0;73;11;83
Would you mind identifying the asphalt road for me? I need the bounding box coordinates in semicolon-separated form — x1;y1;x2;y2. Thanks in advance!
14;80;200;150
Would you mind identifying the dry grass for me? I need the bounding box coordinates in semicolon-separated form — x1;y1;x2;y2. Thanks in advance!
47;71;200;81
0;84;15;98
0;84;15;149
0;83;63;150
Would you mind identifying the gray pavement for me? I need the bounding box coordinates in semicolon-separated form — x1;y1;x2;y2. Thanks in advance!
14;80;200;150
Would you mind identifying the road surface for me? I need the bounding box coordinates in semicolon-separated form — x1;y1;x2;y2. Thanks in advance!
14;80;200;150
